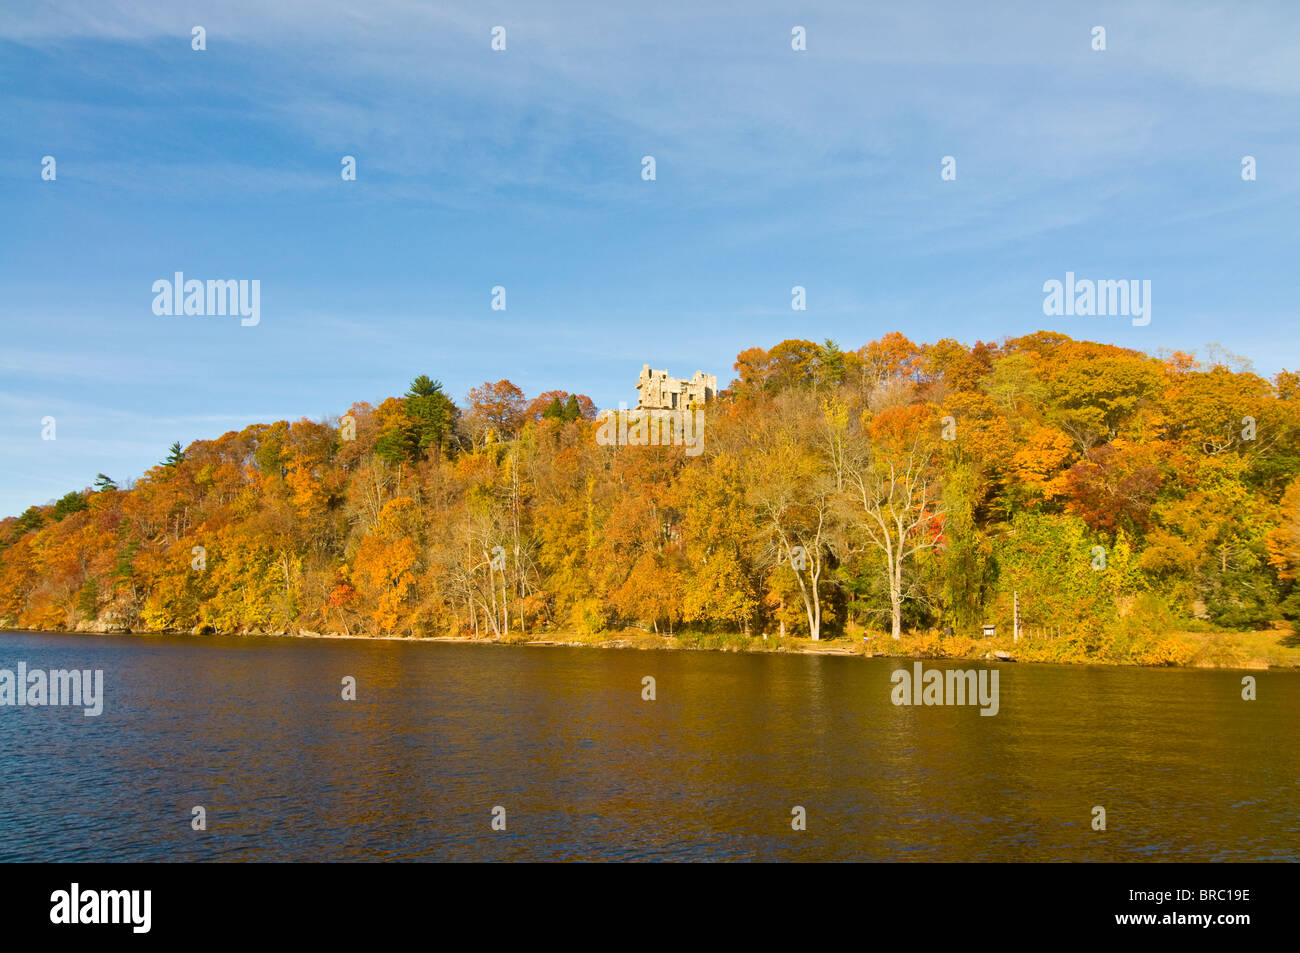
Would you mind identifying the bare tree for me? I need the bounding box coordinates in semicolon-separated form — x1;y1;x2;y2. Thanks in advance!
753;483;832;641
843;428;944;639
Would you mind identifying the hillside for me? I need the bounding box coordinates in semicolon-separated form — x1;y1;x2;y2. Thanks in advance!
3;332;1299;666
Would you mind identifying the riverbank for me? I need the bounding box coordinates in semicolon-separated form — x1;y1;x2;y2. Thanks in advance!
5;622;1299;670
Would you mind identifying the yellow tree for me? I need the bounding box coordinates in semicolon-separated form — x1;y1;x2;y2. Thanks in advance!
744;392;833;640
352;497;421;634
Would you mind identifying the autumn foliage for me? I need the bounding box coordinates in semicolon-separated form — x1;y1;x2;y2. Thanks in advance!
3;332;1298;663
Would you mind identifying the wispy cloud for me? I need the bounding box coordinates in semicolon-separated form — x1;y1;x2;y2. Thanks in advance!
1;0;1297;514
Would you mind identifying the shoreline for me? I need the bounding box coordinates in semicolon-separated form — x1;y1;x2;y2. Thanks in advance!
2;624;1296;672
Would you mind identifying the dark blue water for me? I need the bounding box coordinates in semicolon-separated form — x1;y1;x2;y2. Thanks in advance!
0;631;1296;860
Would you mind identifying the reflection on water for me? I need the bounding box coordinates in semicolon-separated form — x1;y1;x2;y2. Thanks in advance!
0;631;1296;861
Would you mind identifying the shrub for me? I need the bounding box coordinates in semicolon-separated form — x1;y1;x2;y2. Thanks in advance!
1135;636;1198;667
571;599;606;635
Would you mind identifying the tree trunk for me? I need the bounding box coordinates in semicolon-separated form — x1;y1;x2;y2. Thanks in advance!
500;574;509;636
890;562;903;638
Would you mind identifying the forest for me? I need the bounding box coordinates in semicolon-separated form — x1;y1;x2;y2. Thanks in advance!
3;331;1300;665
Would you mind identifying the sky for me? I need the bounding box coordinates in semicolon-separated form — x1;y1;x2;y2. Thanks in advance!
1;0;1298;516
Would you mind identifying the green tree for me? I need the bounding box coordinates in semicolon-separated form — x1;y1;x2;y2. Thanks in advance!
76;578;99;619
52;491;89;521
12;507;45;537
937;461;989;630
404;376;458;458
816;339;847;389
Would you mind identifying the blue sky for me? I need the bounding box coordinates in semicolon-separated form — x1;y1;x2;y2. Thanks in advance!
2;0;1298;516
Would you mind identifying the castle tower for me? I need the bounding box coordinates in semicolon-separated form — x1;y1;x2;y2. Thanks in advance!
635;365;717;410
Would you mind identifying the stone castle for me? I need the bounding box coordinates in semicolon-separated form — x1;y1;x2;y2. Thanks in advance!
635;365;717;410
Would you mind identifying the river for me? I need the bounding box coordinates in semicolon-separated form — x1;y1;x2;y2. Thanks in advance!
0;631;1295;861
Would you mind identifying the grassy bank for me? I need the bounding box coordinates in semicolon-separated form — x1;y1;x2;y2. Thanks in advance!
8;622;1299;670
528;625;1300;669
